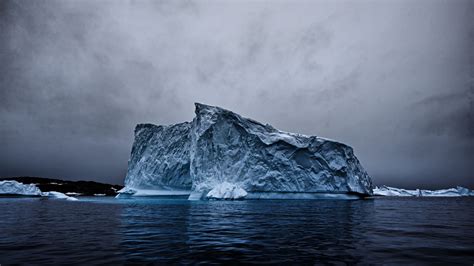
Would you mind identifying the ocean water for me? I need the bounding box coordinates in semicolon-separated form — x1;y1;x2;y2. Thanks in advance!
0;197;472;265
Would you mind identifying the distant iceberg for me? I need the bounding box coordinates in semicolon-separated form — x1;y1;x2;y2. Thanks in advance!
0;180;78;200
373;186;474;197
120;103;374;200
0;180;42;196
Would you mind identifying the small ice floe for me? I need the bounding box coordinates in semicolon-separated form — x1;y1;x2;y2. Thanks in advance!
115;187;137;198
42;191;78;201
94;193;106;196
65;192;82;196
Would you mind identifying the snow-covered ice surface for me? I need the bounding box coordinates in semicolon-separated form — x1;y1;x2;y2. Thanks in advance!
42;191;78;201
374;186;473;197
120;103;374;200
0;181;42;196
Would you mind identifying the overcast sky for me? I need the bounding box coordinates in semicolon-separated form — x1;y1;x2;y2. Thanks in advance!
1;0;472;188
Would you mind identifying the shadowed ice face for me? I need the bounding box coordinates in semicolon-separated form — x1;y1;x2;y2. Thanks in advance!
0;0;472;188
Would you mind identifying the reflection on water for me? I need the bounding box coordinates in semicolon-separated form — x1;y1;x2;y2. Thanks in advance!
182;200;375;264
0;197;473;264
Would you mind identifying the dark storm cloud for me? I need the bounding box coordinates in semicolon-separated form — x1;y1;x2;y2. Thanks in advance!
0;0;473;188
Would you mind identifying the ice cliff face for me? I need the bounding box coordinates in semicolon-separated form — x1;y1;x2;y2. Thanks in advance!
122;103;374;199
125;123;192;190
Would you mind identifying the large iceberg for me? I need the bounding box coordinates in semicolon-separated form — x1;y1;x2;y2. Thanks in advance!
120;103;374;199
373;185;474;197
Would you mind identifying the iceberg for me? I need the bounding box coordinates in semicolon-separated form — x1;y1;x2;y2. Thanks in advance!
372;186;420;197
0;180;42;196
120;103;374;200
0;180;79;200
373;186;473;197
419;187;473;197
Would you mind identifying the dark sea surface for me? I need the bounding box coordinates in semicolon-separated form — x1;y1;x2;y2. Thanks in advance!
0;197;472;265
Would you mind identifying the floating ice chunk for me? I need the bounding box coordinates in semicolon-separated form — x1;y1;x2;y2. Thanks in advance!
115;187;137;198
0;181;42;196
43;191;78;201
93;194;106;196
206;182;248;200
117;187;136;194
65;192;82;196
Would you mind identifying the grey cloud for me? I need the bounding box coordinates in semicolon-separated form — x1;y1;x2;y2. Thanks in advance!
410;89;474;139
